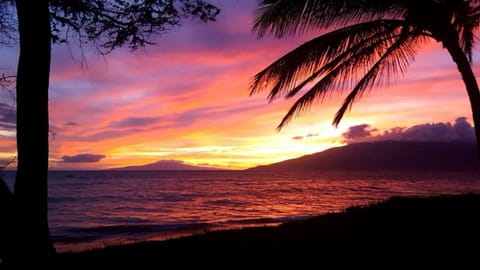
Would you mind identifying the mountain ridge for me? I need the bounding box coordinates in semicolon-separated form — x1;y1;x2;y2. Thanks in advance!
247;141;480;172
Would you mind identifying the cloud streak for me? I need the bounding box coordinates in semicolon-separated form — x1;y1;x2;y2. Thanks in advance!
0;101;15;131
108;116;163;128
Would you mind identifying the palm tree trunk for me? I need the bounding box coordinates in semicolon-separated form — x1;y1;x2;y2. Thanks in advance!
444;41;480;157
13;0;55;264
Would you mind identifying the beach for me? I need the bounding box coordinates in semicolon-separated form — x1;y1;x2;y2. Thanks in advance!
56;193;480;268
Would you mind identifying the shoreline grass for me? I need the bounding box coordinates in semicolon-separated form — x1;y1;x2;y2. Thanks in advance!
55;193;480;268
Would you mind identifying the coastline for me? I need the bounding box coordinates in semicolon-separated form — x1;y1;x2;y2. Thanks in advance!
56;193;480;268
53;218;286;253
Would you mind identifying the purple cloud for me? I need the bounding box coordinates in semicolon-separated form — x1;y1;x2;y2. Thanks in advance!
342;124;374;141
0;157;16;169
108;117;162;128
62;154;106;163
343;117;475;144
452;117;475;142
0;102;15;131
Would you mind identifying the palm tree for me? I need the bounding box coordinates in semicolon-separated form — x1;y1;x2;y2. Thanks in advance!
250;0;480;154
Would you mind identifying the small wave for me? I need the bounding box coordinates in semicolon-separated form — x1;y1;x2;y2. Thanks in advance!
53;222;213;244
160;194;194;202
218;216;313;227
220;217;285;225
208;198;248;206
53;215;315;245
104;216;150;224
48;196;81;203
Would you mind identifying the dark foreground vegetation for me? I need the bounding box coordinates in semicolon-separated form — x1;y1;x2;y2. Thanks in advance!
54;193;480;269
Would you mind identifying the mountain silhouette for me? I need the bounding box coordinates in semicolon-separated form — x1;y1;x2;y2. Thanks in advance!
248;141;480;171
112;160;218;171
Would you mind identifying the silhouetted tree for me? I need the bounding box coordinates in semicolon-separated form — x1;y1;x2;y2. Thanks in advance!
0;0;219;265
251;0;480;153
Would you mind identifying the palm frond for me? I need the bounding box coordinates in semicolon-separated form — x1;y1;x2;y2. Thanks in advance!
250;19;405;100
253;0;405;38
454;2;480;60
280;31;407;115
332;33;427;126
276;29;427;130
284;22;406;99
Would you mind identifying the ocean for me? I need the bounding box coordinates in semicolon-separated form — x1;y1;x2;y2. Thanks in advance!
2;170;480;252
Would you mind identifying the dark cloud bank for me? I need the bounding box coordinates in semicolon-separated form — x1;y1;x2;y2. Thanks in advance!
342;117;475;144
62;154;106;163
291;133;319;141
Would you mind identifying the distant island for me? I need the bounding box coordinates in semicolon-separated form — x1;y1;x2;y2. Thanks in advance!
248;141;480;172
111;160;221;171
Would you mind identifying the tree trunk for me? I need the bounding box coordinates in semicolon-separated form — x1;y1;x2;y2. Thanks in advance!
444;40;480;157
13;0;55;264
0;177;15;264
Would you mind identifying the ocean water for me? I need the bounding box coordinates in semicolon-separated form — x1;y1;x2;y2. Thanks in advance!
2;170;480;252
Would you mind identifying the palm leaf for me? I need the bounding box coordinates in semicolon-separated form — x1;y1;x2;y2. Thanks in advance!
254;0;405;38
276;28;428;129
333;33;427;126
250;19;405;100
454;3;480;60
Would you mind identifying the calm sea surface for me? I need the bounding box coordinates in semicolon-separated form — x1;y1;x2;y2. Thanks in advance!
2;170;480;252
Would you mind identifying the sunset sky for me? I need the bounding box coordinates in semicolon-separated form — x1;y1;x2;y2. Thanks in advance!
0;0;479;170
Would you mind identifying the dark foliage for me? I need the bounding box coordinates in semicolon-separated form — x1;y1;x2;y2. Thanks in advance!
48;0;220;52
